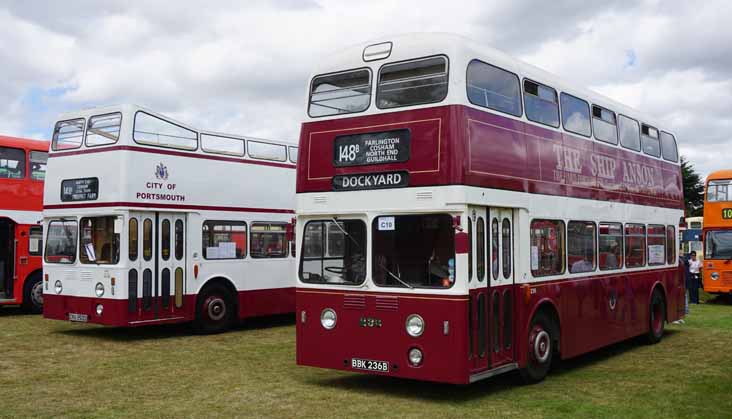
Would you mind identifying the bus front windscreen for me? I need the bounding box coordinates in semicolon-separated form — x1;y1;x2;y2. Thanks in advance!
300;220;366;285
45;220;78;264
372;214;455;289
705;230;732;260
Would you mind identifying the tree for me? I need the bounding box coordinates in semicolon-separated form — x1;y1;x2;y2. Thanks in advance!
681;156;704;216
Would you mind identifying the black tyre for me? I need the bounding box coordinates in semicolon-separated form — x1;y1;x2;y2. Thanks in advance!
21;273;43;313
193;284;234;334
646;289;666;344
520;311;556;384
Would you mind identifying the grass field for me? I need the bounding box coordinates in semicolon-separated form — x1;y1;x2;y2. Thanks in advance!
2;295;732;419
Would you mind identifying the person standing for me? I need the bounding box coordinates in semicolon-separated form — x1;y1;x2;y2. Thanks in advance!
688;251;702;304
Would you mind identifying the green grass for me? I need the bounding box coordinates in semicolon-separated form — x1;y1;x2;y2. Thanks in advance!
2;295;732;419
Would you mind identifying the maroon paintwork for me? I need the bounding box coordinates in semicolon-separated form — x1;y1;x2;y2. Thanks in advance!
296;267;684;384
44;287;294;327
295;104;685;383
297;105;683;209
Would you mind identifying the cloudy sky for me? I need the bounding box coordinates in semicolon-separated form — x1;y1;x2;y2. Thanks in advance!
1;0;730;178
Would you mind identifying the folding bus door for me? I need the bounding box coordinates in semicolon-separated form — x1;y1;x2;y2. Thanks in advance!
488;208;515;368
128;212;156;322
157;213;186;319
468;207;489;373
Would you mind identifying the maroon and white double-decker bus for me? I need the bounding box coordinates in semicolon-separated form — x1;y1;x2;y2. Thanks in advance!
295;34;685;384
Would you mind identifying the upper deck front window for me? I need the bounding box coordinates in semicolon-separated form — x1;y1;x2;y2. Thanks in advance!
52;118;85;151
372;214;455;289
309;69;372;117
376;56;448;109
0;147;25;179
707;179;732;202
300;220;366;285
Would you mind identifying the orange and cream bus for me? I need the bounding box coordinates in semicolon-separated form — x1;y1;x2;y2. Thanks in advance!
703;170;732;295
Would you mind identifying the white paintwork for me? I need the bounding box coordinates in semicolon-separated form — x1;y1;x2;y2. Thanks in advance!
296;185;682;295
43;105;296;301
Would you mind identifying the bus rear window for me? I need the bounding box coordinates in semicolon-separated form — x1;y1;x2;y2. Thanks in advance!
309;69;371;117
300;220;366;285
372;214;455;289
376;56;448;109
79;216;121;265
45;220;78;264
0;147;25;179
52;118;85;151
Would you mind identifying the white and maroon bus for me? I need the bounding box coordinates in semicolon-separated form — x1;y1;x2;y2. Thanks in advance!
295;34;685;384
43;105;297;332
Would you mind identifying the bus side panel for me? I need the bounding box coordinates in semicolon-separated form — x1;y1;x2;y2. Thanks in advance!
238;287;295;319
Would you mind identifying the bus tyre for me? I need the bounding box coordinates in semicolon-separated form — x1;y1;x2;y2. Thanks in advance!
21;273;43;313
520;311;554;384
193;285;234;334
646;289;666;344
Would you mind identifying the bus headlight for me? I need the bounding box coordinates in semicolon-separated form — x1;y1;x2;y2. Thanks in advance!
54;280;63;295
711;272;720;281
96;304;104;316
320;308;337;330
95;282;105;297
408;347;423;366
406;314;425;337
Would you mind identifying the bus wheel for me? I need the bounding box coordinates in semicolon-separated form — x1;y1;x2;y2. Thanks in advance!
520;311;554;384
646;289;666;344
22;274;43;313
193;285;234;334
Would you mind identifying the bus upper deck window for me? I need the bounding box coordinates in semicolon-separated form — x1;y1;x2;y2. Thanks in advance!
660;131;678;162
641;124;660;157
52;118;85;151
309;69;371;117
466;60;522;117
376;56;448;109
523;80;559;128
86;113;122;147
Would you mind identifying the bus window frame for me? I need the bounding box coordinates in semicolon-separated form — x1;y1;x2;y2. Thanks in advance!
591;104;618;145
640;123;661;158
560;92;592;138
200;133;246;157
618;114;641;152
85;112;123;148
465;58;523;118
660;131;679;163
132;110;199;151
522;78;560;128
308;67;373;119
375;54;450;110
52;118;86;151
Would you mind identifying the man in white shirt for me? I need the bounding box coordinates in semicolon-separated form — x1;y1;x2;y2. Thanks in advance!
688;251;702;304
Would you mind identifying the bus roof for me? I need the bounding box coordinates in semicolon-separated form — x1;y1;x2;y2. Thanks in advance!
706;170;732;182
311;32;669;133
0;134;50;152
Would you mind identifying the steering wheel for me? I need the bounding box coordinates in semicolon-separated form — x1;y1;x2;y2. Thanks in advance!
325;266;346;274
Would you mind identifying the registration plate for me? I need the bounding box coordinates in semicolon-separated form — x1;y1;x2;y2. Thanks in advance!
351;358;390;372
68;313;88;323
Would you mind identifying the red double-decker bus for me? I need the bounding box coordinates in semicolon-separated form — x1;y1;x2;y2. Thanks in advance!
1;134;48;312
295;34;685;384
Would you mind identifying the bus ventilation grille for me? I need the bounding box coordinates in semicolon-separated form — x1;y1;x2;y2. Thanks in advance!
375;296;399;312
343;294;366;310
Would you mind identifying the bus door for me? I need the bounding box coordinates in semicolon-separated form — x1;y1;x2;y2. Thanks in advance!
157;213;186;318
0;219;14;299
128;212;156;321
488;208;515;368
468;207;489;373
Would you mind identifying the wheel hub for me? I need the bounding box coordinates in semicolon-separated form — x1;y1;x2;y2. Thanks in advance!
206;297;226;321
31;282;44;307
530;327;551;363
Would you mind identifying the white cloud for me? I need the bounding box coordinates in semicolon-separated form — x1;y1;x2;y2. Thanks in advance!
1;0;730;179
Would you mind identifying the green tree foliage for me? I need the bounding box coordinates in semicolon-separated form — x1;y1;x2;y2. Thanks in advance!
681;156;704;216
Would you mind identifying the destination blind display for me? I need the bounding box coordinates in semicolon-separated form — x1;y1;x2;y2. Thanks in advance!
61;177;99;201
333;171;409;191
333;129;410;167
